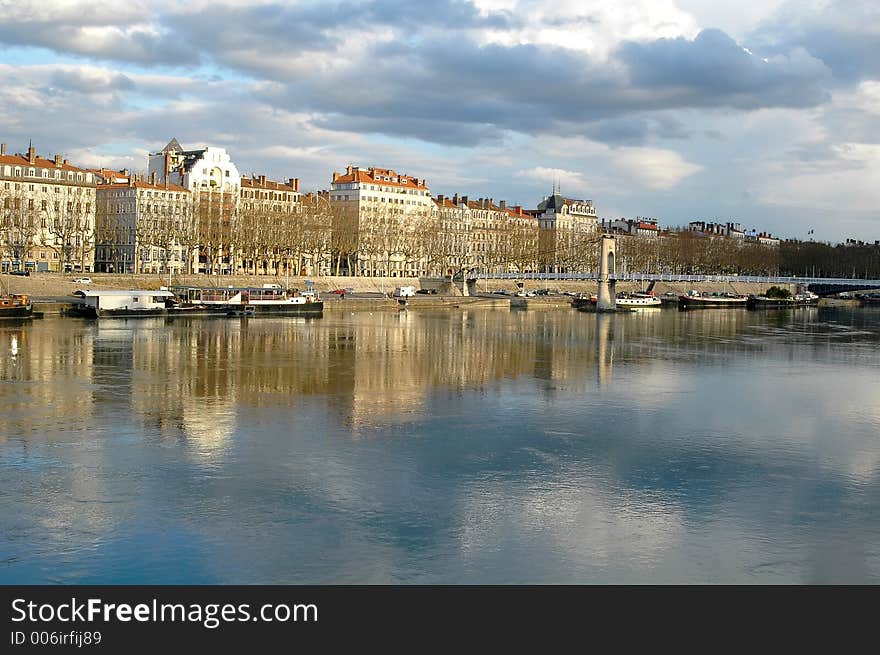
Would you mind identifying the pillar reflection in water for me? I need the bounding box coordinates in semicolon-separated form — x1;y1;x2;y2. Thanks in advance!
596;314;614;387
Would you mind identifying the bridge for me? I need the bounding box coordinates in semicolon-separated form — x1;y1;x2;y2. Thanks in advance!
476;272;880;296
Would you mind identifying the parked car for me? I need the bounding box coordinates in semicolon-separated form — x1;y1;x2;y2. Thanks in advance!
332;287;355;295
492;289;511;295
73;277;92;284
416;288;438;294
9;270;30;276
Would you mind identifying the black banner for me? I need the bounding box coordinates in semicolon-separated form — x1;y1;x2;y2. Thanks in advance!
1;585;872;651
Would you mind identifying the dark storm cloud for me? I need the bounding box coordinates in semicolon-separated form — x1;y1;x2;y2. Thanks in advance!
617;29;831;110
581;116;692;146
49;69;136;94
750;1;880;84
253;29;831;145
0;1;514;69
0;2;840;148
0;11;196;66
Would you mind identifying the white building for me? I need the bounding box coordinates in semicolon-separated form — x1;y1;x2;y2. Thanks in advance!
148;138;241;193
148;138;241;274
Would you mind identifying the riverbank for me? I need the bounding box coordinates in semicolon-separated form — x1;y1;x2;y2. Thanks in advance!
6;271;800;301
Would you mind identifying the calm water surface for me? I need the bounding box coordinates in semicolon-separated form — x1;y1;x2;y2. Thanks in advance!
1;306;879;583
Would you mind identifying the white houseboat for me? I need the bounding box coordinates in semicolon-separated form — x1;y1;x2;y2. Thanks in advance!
70;289;175;318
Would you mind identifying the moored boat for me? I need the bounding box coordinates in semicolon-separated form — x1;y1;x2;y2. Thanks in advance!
615;292;662;308
0;293;34;319
747;293;819;309
69;289;175;318
168;285;323;316
678;291;748;309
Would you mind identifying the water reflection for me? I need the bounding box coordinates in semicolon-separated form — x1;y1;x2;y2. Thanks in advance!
1;307;879;583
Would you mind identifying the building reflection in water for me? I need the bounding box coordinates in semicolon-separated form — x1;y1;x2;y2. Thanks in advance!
2;306;871;442
2;307;880;583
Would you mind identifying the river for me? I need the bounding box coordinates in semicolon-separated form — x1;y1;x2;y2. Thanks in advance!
1;306;879;583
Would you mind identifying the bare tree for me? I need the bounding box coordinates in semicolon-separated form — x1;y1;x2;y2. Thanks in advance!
0;188;38;269
43;192;93;272
197;189;236;275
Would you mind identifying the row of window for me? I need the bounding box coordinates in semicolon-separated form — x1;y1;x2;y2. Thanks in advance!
3;182;92;195
1;166;92;183
241;190;298;201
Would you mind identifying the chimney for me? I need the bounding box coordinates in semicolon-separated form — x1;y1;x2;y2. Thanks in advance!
437;194;445;204
290;178;299;192
332;172;340;183
1;143;5;155
28;145;36;164
500;200;506;210
150;171;157;185
461;195;468;205
128;176;135;188
259;174;266;185
452;193;459;205
55;154;62;167
346;165;353;175
123;168;129;176
63;159;69;165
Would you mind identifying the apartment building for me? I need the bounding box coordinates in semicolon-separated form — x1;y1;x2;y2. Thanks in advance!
0;143;97;272
93;171;191;274
535;189;598;272
329;165;433;276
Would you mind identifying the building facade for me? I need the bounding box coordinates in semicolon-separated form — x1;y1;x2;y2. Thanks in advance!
238;175;323;275
94;172;192;274
535;190;598;272
329;166;433;276
149;138;241;274
0;143;97;272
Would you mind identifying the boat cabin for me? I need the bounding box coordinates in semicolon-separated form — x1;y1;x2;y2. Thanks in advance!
72;289;175;312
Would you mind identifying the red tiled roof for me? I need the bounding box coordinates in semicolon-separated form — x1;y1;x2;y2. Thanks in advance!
0;153;89;174
433;197;459;209
241;177;298;192
332;167;428;190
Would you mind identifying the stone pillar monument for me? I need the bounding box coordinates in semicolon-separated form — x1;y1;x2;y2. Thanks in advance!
596;234;617;311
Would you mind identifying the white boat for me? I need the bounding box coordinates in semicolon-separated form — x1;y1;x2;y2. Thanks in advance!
615;293;662;308
70;289;175;318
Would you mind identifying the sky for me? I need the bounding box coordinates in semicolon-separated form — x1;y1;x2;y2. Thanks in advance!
0;0;877;242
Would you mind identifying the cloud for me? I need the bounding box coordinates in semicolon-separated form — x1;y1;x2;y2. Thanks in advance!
750;0;880;83
0;1;877;239
617;28;832;110
0;1;195;66
518;167;588;190
609;146;703;190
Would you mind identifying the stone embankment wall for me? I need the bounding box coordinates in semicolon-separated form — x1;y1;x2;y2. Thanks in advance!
6;272;803;314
